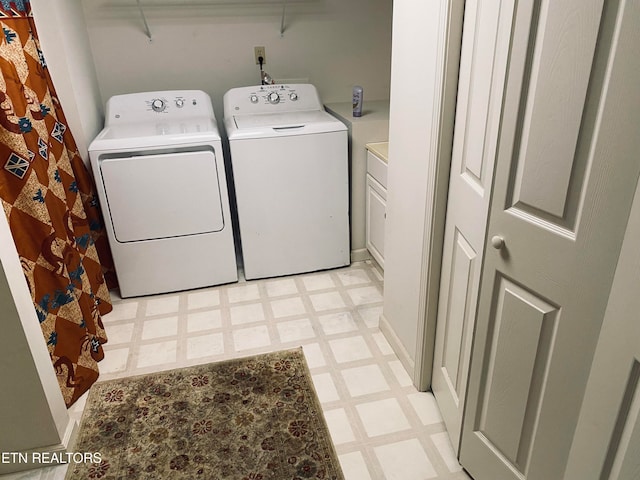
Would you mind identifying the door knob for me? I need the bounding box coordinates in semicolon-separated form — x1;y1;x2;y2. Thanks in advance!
491;235;505;250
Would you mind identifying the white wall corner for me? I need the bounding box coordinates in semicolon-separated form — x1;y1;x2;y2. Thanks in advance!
0;214;73;474
382;0;463;389
31;0;104;164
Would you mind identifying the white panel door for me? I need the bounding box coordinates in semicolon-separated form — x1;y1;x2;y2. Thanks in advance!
431;0;513;453
564;177;640;480
460;0;640;479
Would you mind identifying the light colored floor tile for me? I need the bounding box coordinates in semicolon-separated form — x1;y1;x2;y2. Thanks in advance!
53;262;469;480
145;295;179;316
356;398;411;437
187;310;222;332
374;439;438;480
141;316;178;340
372;331;394;355
338;451;372;480
136;340;177;368
328;336;373;363
389;360;413;387
187;290;220;309
265;278;298;297
104;301;138;322
310;292;346;311
341;364;390;397
186;333;224;360
302;343;326;368
347;286;383;306
232;325;271;351
337;269;371;286
408;392;444;426
271;297;307;318
358;305;382;328
68;391;89;422
431;432;463;472
0;464;69;480
276;318;316;343
227;283;261;303
97;347;129;374
318;312;358;335
324;408;356;445
311;372;340;403
302;273;336;291
104;322;134;344
229;303;265;325
41;465;69;480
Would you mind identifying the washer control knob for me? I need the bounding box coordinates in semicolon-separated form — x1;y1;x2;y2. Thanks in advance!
289;92;298;101
151;98;165;112
250;94;259;103
175;98;185;108
268;92;280;104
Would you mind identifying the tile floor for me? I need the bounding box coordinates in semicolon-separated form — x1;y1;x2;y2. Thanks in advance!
2;261;472;480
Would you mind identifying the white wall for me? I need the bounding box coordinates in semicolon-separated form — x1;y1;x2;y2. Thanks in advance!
381;0;451;374
81;0;392;121
0;213;74;474
31;0;104;162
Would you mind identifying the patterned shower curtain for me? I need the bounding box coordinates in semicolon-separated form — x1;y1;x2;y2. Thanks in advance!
0;0;116;406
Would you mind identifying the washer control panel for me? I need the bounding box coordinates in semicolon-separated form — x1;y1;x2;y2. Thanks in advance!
248;85;301;106
225;84;321;116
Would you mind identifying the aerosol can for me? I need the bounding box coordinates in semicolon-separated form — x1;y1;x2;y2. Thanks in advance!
352;85;363;117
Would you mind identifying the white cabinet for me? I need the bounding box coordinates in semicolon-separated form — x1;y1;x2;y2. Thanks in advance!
365;145;388;268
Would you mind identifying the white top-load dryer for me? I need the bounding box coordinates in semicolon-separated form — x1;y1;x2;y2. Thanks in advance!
89;90;237;297
224;84;349;280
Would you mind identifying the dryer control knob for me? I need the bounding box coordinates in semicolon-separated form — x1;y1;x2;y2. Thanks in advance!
268;92;280;104
175;98;185;108
289;92;298;101
250;94;259;103
151;98;166;112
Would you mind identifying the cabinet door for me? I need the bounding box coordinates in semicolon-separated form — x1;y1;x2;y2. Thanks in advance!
366;174;386;268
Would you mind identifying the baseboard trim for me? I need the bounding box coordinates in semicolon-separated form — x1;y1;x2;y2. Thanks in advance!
379;313;415;382
350;248;370;263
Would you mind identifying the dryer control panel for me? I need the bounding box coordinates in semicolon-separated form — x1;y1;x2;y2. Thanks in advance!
105;90;215;125
223;84;323;116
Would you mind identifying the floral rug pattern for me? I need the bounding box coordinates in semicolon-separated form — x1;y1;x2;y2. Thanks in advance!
66;349;344;479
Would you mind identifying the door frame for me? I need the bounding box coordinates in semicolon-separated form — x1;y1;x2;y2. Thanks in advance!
413;0;466;390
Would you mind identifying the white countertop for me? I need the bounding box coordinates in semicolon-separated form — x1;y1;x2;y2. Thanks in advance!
325;100;390;125
366;142;389;162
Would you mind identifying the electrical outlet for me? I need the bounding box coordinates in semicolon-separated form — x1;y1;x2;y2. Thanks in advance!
254;46;266;65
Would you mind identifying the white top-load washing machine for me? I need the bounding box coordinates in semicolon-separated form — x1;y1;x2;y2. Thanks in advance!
223;84;349;280
89;90;237;297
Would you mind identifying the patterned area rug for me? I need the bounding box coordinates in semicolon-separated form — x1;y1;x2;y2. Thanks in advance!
66;348;344;479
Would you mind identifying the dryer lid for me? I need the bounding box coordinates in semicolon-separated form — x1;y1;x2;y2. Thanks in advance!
89;118;221;152
100;117;219;139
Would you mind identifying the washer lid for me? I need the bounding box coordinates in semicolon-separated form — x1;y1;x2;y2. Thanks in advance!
228;110;346;139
